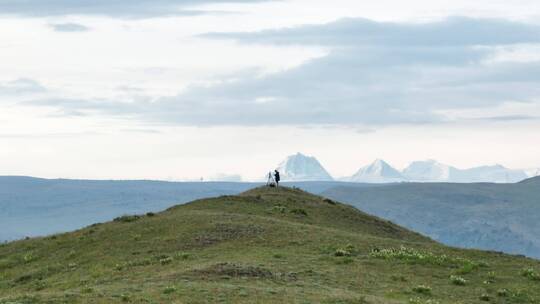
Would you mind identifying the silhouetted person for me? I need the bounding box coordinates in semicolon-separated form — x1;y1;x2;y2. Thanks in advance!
274;170;281;187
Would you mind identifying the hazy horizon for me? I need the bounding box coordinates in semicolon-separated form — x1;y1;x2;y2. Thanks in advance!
1;152;537;182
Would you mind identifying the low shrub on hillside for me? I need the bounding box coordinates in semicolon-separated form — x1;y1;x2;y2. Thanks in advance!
114;215;141;223
334;244;357;257
323;198;336;205
412;285;432;295
483;271;496;284
497;289;509;297
159;257;173;265
175;252;191;260
520;268;540;281
290;208;308;216
23;252;37;263
479;293;491;301
120;294;130;302
334;249;351;257
163;286;177;294
271;205;287;214
455;261;479;274
450;275;467;286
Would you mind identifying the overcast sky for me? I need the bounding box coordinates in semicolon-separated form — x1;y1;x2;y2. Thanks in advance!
1;0;539;180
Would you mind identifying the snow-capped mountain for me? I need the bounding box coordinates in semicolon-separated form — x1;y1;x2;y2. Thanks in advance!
348;159;405;183
403;160;457;182
277;153;333;181
452;165;529;183
403;160;529;183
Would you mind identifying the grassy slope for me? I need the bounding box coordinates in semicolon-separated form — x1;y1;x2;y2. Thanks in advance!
1;187;539;304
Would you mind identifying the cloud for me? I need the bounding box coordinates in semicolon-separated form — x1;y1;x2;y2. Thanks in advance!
476;115;540;122
50;23;90;32
19;17;540;127
0;0;274;18
0;131;102;139
203;17;540;47
0;78;46;96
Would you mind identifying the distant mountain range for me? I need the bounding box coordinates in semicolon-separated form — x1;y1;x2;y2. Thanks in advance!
276;153;532;183
0;177;257;243
402;160;529;183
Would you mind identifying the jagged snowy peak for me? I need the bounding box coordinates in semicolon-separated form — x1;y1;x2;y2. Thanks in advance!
403;160;457;182
277;153;333;181
349;159;405;183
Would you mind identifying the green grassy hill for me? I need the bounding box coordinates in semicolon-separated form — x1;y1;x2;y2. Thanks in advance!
1;187;539;303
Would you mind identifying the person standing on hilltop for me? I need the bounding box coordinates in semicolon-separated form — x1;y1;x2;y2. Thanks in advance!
274;170;281;187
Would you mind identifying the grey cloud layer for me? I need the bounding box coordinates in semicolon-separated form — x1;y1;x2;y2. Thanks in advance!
23;17;540;126
0;79;46;96
0;0;272;18
204;17;540;46
50;23;90;32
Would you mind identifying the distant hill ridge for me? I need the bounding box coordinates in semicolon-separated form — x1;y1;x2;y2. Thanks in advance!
323;179;540;258
520;175;540;184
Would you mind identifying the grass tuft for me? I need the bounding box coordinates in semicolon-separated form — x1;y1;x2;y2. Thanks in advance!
290;208;308;216
450;275;467;286
113;215;141;223
412;285;431;294
520;267;540;281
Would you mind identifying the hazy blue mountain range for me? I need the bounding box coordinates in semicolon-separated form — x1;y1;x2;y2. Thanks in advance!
323;176;540;258
0;176;258;242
